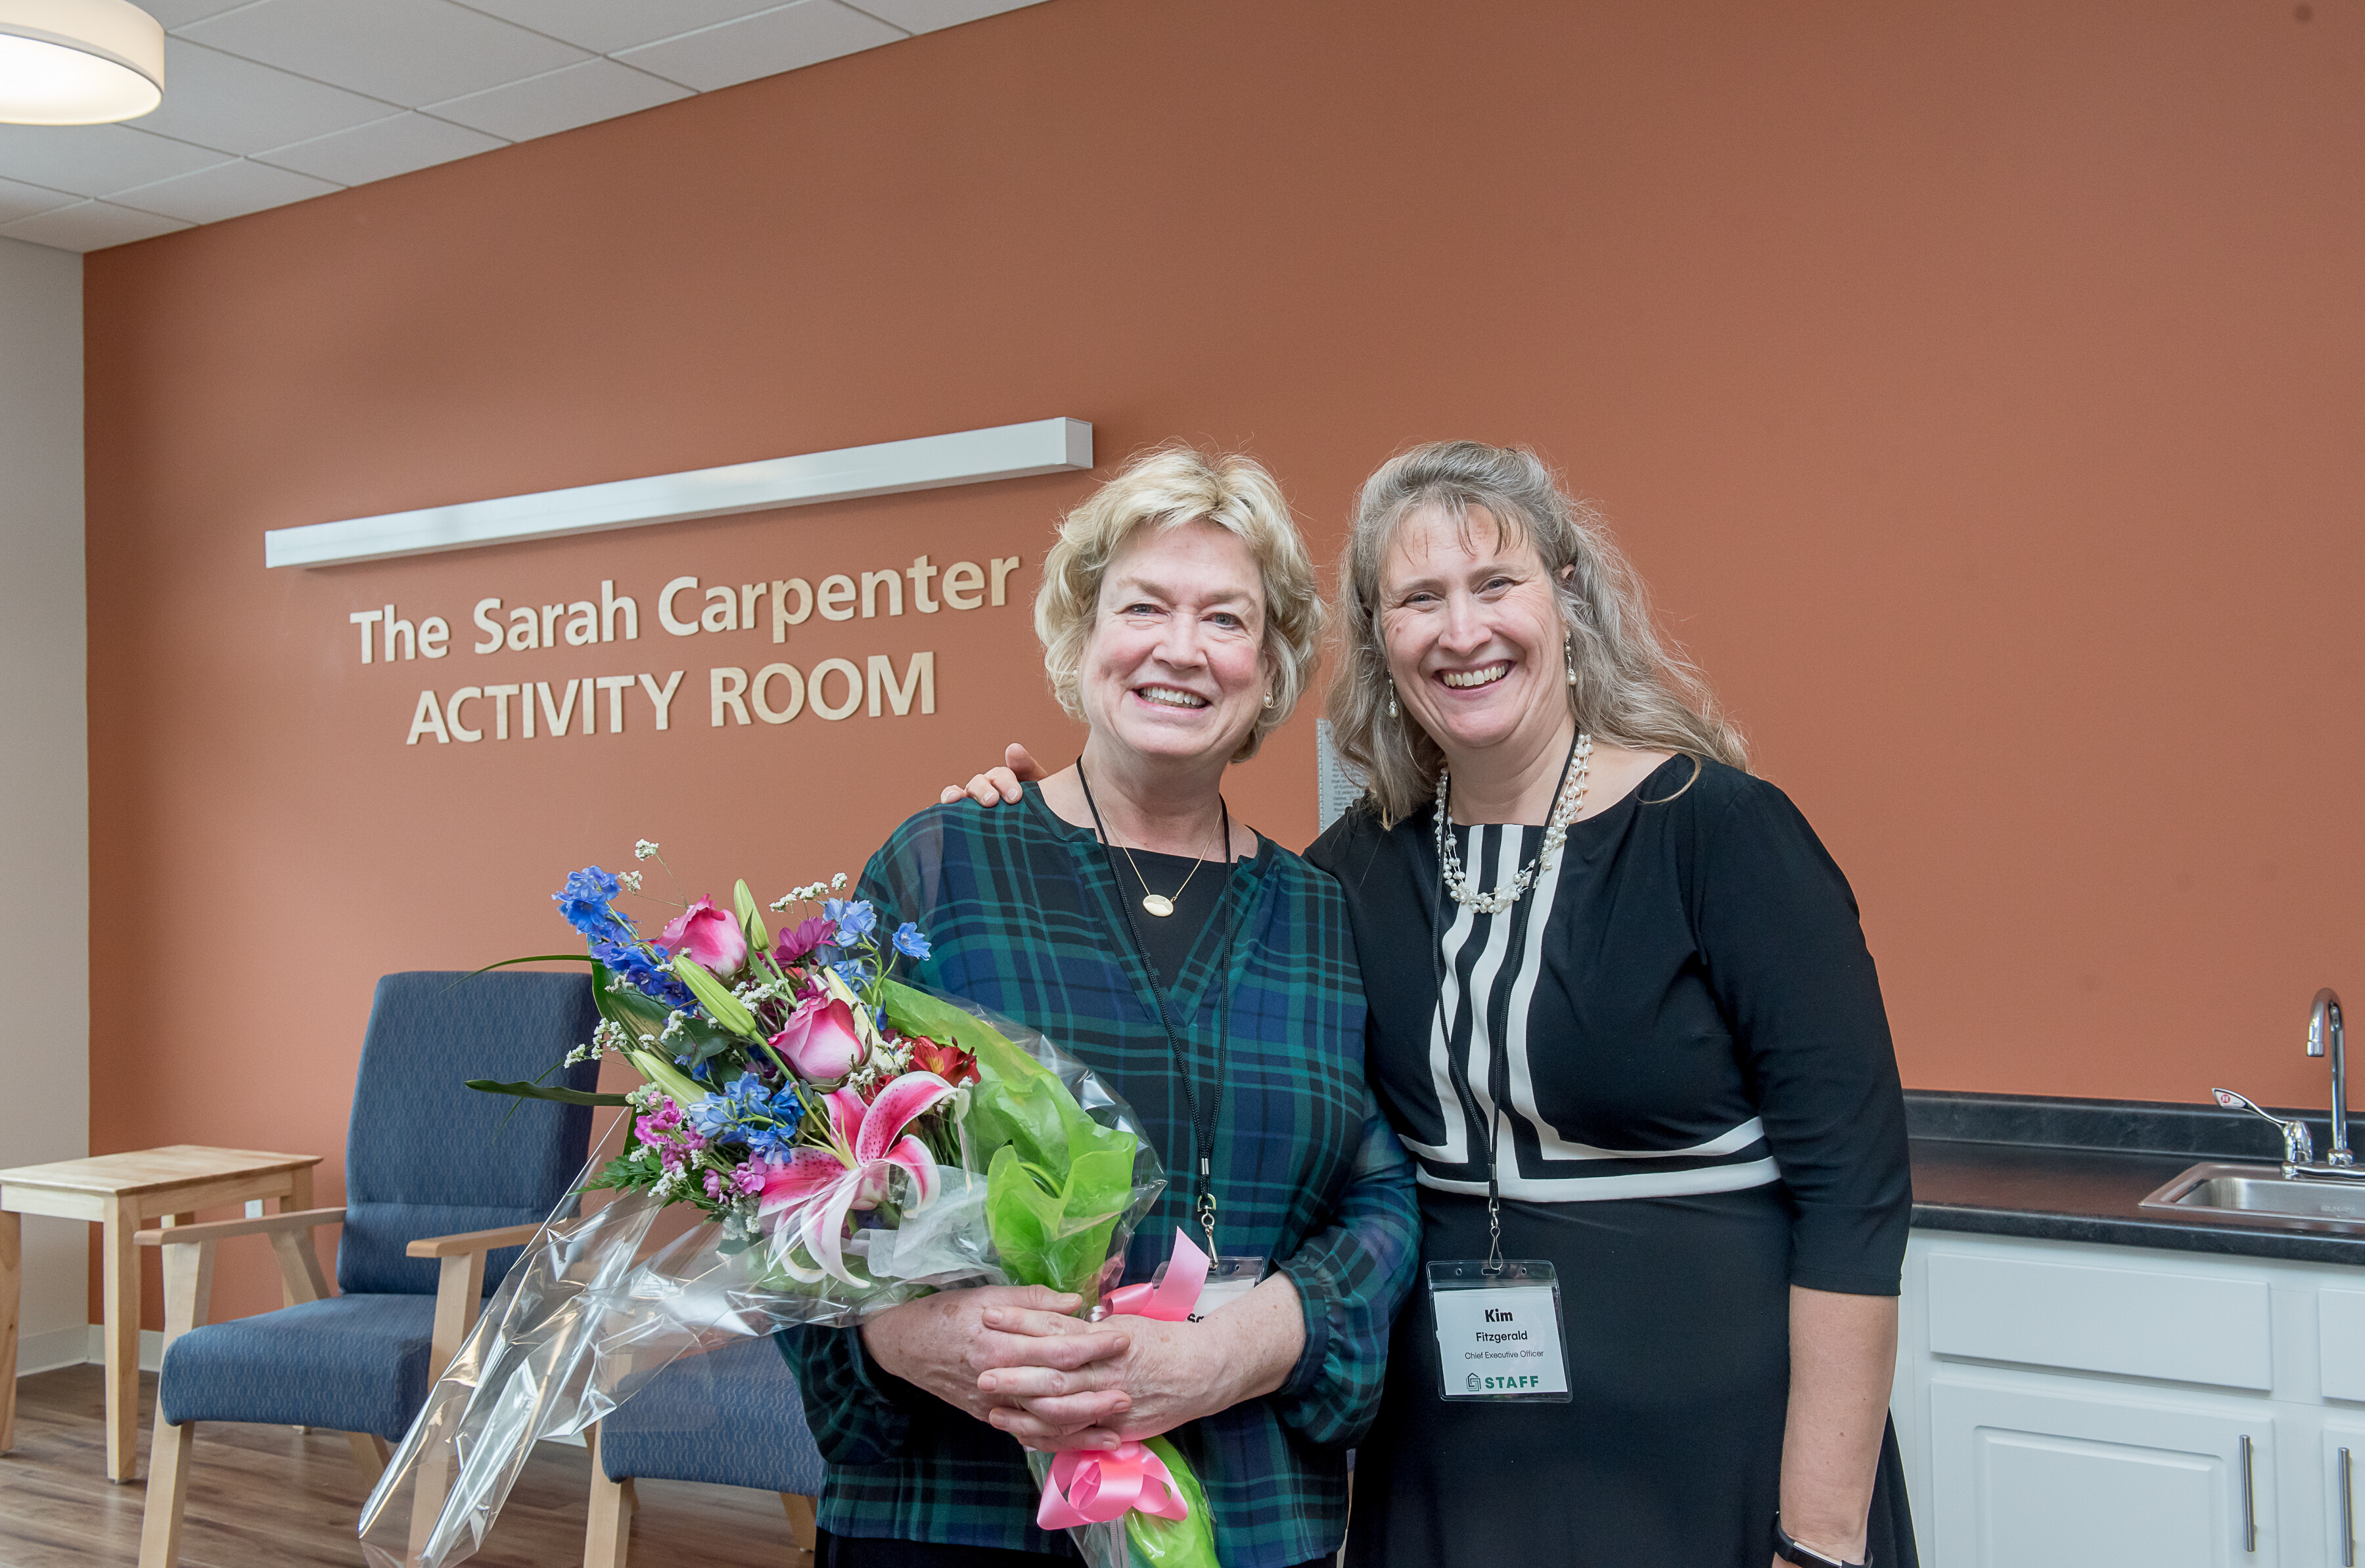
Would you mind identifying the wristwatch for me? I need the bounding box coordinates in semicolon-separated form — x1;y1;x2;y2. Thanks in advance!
1772;1515;1871;1568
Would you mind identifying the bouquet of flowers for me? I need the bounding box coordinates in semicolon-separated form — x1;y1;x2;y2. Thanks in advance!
358;844;1212;1568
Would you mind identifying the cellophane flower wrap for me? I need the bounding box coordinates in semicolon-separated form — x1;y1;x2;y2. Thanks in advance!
358;850;1164;1568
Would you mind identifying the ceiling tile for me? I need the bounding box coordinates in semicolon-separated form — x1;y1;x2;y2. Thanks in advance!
252;111;505;185
0;175;80;224
0;201;193;252
110;158;343;223
132;39;401;156
842;0;1045;34
180;0;592;108
0;125;235;199
618;0;903;93
449;0;784;57
146;0;262;25
424;58;688;143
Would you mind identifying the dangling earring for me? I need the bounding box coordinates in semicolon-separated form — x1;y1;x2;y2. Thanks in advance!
1565;634;1578;687
1387;681;1398;719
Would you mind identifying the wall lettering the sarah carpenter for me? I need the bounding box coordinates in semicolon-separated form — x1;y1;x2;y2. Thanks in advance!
346;552;1021;747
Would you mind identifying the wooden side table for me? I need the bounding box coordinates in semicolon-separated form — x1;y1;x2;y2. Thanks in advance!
0;1143;321;1482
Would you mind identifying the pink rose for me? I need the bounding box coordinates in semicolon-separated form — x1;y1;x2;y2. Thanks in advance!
661;896;747;975
772;992;865;1080
773;915;833;965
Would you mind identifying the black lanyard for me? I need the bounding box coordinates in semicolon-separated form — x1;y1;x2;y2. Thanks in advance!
1076;762;1241;1255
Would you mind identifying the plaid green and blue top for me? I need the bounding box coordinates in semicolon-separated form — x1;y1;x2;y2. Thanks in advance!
786;787;1421;1565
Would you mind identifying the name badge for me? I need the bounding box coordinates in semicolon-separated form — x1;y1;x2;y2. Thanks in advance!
1427;1259;1572;1402
1153;1254;1267;1323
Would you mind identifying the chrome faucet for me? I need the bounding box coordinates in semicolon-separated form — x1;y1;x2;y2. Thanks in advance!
2311;988;2351;1166
2214;1088;2315;1174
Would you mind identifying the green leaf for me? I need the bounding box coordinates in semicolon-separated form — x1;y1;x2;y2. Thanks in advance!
672;955;760;1036
464;1078;631;1107
457;954;599;978
670;1013;741;1066
627;1048;708;1109
879;981;1046;1083
734;879;769;959
590;961;674;1041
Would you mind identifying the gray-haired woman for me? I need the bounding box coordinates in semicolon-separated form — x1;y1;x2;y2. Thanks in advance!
948;441;1915;1568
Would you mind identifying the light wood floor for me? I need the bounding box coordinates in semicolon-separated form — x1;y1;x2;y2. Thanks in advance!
0;1365;805;1567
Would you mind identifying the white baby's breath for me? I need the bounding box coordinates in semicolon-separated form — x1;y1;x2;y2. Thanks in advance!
634;840;661;860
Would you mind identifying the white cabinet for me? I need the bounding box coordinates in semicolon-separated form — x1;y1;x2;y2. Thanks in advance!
2320;1420;2365;1568
1896;1232;2365;1567
1929;1371;2276;1567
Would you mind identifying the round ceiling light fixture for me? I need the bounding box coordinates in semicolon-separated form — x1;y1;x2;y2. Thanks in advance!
0;0;164;125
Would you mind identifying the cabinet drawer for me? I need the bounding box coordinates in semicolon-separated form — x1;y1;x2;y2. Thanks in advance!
1926;1251;2272;1390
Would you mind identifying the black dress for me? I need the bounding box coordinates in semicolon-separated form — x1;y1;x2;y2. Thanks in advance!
1306;757;1917;1568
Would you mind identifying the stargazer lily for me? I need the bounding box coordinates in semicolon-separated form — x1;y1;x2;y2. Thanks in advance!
757;1070;957;1285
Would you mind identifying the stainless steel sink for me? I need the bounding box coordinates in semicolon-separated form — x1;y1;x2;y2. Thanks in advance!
2141;1163;2365;1235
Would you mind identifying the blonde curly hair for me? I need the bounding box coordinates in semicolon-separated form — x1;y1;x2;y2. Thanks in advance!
1037;446;1321;762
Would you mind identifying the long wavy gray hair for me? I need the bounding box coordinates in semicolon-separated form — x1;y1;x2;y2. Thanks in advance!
1329;440;1747;825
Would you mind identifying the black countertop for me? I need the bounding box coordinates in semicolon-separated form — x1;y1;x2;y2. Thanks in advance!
1905;1090;2365;1266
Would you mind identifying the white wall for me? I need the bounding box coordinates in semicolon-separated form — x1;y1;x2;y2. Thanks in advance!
0;235;91;1374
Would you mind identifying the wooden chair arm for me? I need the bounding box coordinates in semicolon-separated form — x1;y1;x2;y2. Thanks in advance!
407;1221;542;1259
419;1223;541;1373
134;1207;347;1247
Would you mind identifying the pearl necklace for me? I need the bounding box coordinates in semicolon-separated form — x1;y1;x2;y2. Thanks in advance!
1435;733;1592;915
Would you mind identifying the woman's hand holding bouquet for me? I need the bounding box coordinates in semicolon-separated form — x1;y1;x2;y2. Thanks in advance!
363;844;1191;1568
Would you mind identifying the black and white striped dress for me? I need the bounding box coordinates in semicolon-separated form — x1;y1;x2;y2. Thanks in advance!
1309;756;1917;1568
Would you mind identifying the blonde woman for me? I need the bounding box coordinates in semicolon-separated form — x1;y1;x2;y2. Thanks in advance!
792;448;1419;1568
950;442;1915;1568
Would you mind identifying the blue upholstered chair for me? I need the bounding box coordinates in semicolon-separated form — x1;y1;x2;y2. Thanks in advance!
135;971;603;1568
584;1332;825;1567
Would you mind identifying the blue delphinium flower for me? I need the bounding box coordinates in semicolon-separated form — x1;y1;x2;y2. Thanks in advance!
555;867;634;943
892;922;930;961
687;1074;801;1150
591;938;694;1009
825;898;877;946
687;1093;737;1140
744;1123;796;1160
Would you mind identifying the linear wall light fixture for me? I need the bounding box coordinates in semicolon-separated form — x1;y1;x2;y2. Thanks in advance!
263;417;1095;570
0;0;164;124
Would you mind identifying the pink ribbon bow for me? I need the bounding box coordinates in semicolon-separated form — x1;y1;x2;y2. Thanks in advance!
1034;1231;1211;1532
1101;1229;1210;1322
1037;1441;1193;1529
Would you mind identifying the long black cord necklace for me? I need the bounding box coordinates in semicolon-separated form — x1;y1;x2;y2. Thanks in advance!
1076;760;1240;1254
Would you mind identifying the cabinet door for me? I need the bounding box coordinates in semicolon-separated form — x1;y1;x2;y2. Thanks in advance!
1931;1373;2276;1567
2324;1421;2365;1568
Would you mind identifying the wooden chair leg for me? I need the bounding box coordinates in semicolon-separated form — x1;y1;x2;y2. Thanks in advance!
780;1493;817;1564
136;1414;195;1568
345;1431;391;1482
141;1239;220;1568
0;1210;20;1456
583;1425;635;1568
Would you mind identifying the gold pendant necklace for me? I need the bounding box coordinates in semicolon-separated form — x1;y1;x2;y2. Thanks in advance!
1120;841;1203;917
1074;762;1225;917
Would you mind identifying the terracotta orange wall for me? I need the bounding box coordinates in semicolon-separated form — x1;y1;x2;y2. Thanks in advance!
85;0;2365;1326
